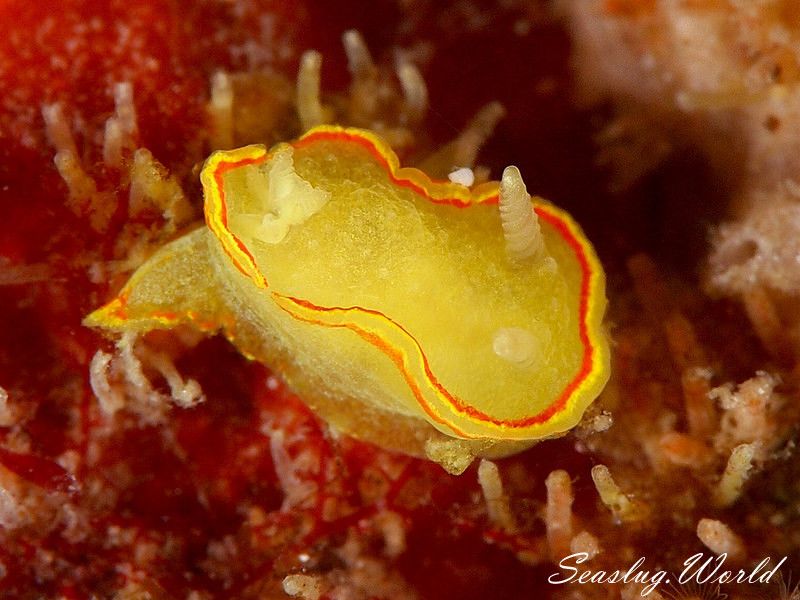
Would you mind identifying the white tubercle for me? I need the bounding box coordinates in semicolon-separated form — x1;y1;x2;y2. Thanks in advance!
499;165;545;264
492;327;539;368
448;167;475;187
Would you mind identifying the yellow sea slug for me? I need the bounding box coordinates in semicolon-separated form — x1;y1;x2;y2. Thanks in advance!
86;126;610;474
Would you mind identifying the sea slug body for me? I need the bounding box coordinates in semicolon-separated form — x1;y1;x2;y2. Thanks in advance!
86;125;610;473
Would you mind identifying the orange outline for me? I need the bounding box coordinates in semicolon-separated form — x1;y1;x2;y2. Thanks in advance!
87;290;226;333
201;147;270;288
271;292;470;438
201;125;608;439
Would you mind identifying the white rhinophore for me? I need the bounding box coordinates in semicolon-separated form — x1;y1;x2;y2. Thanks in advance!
499;165;545;263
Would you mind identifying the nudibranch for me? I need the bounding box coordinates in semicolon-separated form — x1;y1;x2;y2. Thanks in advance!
85;126;610;474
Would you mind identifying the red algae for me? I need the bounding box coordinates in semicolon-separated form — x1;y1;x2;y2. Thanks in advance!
0;448;77;495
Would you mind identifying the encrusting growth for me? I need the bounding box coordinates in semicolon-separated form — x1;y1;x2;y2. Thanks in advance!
208;71;234;150
43;82;195;238
696;518;746;563
420;101;506;179
296;50;325;131
591;464;644;522
129;148;193;232
545;469;574;559
395;55;428;125
343;30;379;124
478;459;517;532
712;442;758;508
103;82;138;167
42;103;102;227
454;102;506;169
42;102;79;157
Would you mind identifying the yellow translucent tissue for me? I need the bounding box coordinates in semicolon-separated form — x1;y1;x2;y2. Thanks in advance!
85;126;610;474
